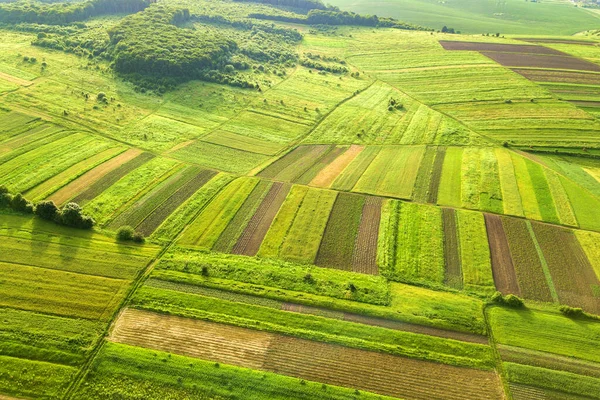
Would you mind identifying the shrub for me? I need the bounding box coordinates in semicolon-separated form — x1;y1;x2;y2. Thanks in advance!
559;305;585;317
117;226;135;241
490;291;524;308
0;192;13;208
57;202;94;229
97;92;107;102
11;193;34;214
132;232;145;243
35;200;59;220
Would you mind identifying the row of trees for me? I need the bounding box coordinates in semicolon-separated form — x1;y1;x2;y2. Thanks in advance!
0;186;94;229
0;0;154;25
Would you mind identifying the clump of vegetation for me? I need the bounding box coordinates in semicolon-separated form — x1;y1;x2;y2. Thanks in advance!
117;226;145;243
0;186;94;229
388;98;403;111
559;305;599;320
490;291;525;308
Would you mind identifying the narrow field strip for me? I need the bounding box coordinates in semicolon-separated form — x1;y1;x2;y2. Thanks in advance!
315;193;364;271
0;124;63;156
137;169;217;236
484;214;520;296
413;146;437;203
331;146;380;191
232;182;291;256
427;146;446;204
25;146;125;202
295;146;347;185
110;309;503;400
310;144;363;188
352;196;382;275
260;145;333;182
212;180;273;253
49;148;144;205
442;208;462;289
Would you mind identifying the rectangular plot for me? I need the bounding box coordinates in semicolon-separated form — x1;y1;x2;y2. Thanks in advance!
412;146;437;203
512;68;600;85
484;214;520;296
310;144;364;188
0;262;128;321
137;169;217;237
178;178;259;249
531;223;600;314
213;180;273;253
232;182;291;257
495;148;524;217
0;124;63;156
354;146;425;199
427;146;446;204
511;154;542;221
545;170;578;227
576;230;600;281
442;208;462;289
278;188;337;264
392;202;445;285
108;165;202;230
261;145;332;182
315;193;365;271
526;161;560;224
457;210;495;294
560;175;600;232
295;146;347;185
482;52;600;72
331;146;380;191
437;147;463;207
502;218;554;302
66;151;152;206
201;130;285;155
258;146;314;179
352;196;383;275
25;146;125;202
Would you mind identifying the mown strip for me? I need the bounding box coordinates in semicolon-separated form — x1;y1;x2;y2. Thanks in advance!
442;208;462;289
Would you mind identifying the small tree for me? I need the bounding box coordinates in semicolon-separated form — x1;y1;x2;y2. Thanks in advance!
35;200;59;221
117;226;135;241
58;202;94;229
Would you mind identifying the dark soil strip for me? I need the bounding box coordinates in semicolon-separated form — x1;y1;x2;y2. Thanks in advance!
512;68;600;85
71;152;155;205
484;214;520;296
232;182;291;256
442;208;462;289
412;147;437;203
343;313;488;344
351;196;383;275
428;147;446;204
212;180;272;253
531;223;600;314
136;169;217;236
502;218;553;302
568;100;600;108
295;146;346;185
499;345;600;379
482;52;600;72
440;40;565;55
315;193;364;271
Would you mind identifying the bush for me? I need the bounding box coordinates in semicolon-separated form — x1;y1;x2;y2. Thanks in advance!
132;232;145;243
11;193;34;214
490;291;524;308
117;226;135;241
57;202;94;229
0;192;12;208
559;305;585;317
35;200;59;220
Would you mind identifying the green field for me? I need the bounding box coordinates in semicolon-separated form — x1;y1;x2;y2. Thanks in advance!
1;0;600;398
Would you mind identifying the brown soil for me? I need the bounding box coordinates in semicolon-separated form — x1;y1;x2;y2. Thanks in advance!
568;100;600;108
310;145;364;188
351;196;382;275
232;182;291;256
509;384;546;400
511;68;600;85
531;222;600;314
442;208;462;289
49;148;142;205
136;169;217;236
429;147;447;204
110;309;274;370
263;335;504;400
484;214;520;296
482;52;600;72
440;40;564;55
343;313;489;344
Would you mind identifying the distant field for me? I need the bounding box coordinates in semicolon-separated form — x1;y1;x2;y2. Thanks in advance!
327;0;600;34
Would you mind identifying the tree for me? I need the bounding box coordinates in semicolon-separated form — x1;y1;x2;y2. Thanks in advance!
58;202;94;229
11;193;34;214
35;200;59;220
117;226;135;241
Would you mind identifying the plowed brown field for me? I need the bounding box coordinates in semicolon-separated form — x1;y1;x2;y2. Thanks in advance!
351;196;382;275
440;41;563;55
485;214;520;296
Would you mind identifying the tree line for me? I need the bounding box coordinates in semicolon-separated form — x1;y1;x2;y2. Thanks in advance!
0;0;154;25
